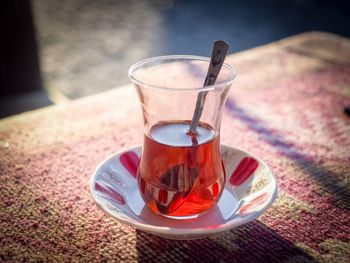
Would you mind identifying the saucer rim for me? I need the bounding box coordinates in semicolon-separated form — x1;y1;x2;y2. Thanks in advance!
90;144;278;237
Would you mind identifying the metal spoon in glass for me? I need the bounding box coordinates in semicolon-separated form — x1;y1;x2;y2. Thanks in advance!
188;40;230;135
156;41;230;215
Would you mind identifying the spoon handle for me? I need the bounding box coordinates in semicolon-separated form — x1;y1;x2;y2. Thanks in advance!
188;40;230;134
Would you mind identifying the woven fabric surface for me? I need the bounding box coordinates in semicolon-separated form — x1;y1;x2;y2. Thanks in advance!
0;32;349;262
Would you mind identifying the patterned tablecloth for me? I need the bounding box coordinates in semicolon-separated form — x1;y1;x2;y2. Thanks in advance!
1;32;349;262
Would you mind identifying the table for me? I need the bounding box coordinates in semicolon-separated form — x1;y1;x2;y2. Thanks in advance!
1;32;349;262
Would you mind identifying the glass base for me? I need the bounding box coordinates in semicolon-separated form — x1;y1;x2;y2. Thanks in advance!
155;209;212;220
160;213;201;220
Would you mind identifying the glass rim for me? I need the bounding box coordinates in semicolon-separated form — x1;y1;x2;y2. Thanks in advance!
128;55;237;92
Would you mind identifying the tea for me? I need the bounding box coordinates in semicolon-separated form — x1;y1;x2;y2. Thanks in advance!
137;120;226;218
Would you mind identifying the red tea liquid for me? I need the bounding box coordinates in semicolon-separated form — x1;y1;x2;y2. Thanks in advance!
138;121;225;218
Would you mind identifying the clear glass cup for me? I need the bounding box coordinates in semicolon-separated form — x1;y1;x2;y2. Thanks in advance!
129;55;236;218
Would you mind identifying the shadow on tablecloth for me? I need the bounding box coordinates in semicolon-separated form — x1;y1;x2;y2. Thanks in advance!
135;221;316;263
225;99;349;210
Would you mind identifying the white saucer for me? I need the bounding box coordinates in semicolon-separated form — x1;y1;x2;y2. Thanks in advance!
90;144;277;240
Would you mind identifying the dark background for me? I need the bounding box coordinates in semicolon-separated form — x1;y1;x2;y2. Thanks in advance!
1;0;350;118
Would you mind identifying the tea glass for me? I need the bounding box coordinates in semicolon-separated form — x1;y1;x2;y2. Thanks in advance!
129;55;236;218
